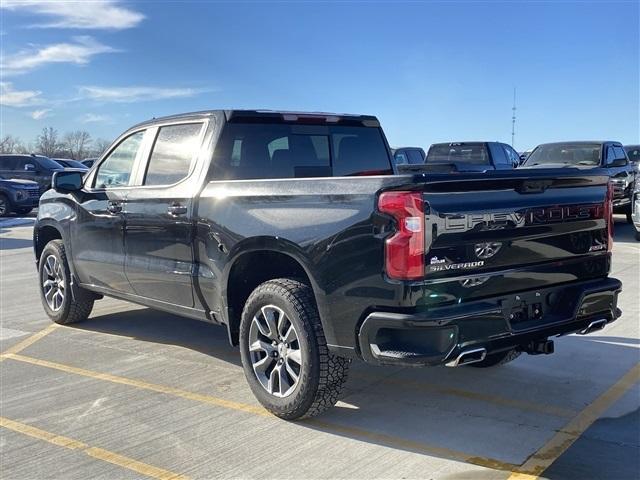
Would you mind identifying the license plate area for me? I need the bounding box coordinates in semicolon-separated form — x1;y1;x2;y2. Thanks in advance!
503;292;547;329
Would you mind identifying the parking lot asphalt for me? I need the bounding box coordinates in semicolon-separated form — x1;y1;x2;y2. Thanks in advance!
1;215;638;480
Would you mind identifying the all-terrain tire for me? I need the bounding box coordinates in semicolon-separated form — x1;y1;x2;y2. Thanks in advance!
39;240;94;324
467;348;521;368
239;278;350;420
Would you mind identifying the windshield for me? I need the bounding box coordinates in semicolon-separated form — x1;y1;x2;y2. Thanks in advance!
525;144;601;166
37;156;66;170
426;143;489;165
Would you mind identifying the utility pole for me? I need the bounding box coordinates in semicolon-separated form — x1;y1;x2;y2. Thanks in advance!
511;87;517;148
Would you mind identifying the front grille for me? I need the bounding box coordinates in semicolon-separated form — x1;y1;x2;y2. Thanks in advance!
27;188;40;199
610;179;626;197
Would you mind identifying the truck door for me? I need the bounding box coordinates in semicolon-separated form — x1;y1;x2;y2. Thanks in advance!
123;122;206;308
73;129;149;293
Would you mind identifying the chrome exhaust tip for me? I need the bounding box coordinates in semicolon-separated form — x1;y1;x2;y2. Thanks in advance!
445;347;487;367
578;318;607;335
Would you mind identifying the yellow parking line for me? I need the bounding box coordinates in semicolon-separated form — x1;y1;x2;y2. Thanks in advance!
2;353;270;417
0;323;58;360
507;362;640;478
0;417;189;480
3;353;519;473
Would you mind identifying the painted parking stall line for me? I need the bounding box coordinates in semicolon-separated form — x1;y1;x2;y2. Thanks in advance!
0;417;190;480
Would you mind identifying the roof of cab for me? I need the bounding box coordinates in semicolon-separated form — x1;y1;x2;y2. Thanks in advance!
130;109;380;129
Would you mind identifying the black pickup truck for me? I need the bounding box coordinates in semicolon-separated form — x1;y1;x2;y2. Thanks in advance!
523;141;636;223
34;110;622;419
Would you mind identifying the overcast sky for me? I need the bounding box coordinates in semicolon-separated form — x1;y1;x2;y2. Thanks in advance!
1;0;638;151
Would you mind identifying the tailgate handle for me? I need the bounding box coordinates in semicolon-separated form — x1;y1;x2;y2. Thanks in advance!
518;180;553;194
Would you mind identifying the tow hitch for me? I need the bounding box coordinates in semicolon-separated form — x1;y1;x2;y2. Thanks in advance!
524;339;554;355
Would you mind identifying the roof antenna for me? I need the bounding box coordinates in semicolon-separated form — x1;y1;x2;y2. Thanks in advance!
511;87;517;148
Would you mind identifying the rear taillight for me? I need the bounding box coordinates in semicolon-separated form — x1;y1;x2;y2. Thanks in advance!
605;181;614;252
378;191;424;280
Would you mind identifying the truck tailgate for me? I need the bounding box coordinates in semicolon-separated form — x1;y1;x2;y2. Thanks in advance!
416;169;611;300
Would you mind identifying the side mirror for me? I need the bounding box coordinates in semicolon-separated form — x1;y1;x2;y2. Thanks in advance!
608;158;628;167
24;163;36;171
53;170;83;192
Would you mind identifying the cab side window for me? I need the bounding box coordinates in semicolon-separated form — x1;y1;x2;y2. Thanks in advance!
143;123;204;186
94;131;145;188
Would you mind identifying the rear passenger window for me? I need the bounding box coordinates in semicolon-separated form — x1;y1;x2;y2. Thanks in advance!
0;156;19;170
144;123;203;186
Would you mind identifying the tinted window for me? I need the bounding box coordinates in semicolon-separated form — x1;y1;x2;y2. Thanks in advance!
35;156;64;170
426;143;489;165
525;144;601;166
394;152;409;165
502;145;520;165
212;123;391;180
0;156;19;170
625;147;640;163
613;146;628;162
144;123;203;186
407;150;424;164
95;131;144;188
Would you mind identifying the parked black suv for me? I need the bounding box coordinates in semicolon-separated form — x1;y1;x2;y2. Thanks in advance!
0;178;40;217
523;142;636;223
33;110;622;419
423;142;520;172
0;154;65;193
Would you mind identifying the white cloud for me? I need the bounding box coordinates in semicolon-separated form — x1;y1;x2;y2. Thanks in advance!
1;1;144;30
0;82;42;107
79;85;207;103
81;113;110;123
1;36;116;75
31;108;51;119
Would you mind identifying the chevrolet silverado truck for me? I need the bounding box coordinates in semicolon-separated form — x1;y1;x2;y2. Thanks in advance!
34;110;622;419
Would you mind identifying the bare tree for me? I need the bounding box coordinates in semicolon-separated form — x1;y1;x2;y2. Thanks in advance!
0;135;23;153
63;130;92;160
91;138;112;158
35;127;61;157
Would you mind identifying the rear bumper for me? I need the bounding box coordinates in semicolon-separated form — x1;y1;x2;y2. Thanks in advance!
357;277;622;366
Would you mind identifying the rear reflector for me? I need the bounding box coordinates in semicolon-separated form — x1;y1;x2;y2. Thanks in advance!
378;191;424;280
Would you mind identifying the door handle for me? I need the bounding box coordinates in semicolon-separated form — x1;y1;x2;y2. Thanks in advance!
168;203;187;216
107;201;122;214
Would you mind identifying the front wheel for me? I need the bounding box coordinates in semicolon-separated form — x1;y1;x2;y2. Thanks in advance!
239;278;350;420
39;240;94;324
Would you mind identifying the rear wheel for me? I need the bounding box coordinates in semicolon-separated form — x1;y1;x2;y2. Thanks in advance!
467;348;521;368
239;278;350;420
0;194;11;217
39;240;94;324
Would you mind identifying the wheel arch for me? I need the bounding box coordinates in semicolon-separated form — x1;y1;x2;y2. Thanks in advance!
223;238;324;347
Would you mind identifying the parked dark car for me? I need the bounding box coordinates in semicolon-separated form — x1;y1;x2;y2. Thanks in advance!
53;158;89;170
523;142;636;223
81;158;98;168
34;110;621;419
0;178;40;217
423;142;520;172
392;147;425;166
0;154;65;193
